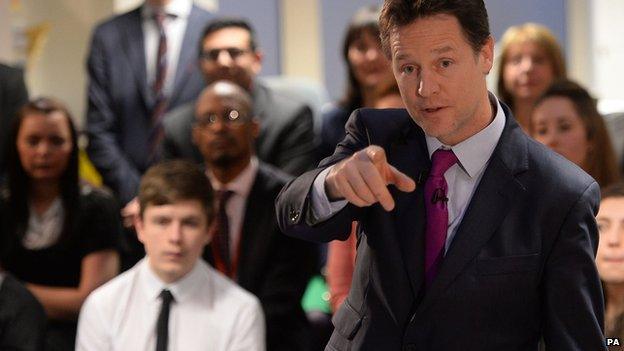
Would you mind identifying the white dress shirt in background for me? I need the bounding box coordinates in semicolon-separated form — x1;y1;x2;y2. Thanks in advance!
76;258;265;351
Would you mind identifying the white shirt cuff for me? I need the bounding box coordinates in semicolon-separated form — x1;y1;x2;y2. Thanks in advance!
311;166;348;221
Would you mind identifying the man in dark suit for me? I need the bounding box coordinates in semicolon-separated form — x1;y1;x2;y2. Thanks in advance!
161;17;316;177
276;1;605;350
0;63;28;180
85;0;211;205
193;80;317;350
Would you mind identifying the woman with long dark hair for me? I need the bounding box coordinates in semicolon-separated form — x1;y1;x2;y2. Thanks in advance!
318;5;398;159
0;97;120;350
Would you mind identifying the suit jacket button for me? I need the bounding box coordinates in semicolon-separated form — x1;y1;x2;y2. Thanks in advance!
403;344;417;351
289;209;300;222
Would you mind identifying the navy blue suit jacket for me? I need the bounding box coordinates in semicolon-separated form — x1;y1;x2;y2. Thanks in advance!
276;105;606;350
85;5;211;204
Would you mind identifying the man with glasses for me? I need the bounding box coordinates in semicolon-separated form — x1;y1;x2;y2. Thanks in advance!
191;80;317;351
161;17;317;178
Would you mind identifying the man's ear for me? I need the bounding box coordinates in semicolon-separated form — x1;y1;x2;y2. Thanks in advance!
251;50;263;75
135;215;146;245
191;125;200;146
250;118;260;139
480;35;495;74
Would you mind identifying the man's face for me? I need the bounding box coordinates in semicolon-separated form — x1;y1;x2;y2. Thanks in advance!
597;197;624;284
390;14;494;146
192;91;258;168
137;200;210;283
199;27;262;90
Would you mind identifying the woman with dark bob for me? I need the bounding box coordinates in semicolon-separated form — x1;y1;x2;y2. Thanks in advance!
0;97;120;350
531;80;620;188
318;4;398;159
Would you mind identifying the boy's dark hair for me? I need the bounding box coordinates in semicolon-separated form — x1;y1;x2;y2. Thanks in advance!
379;0;490;56
139;160;214;221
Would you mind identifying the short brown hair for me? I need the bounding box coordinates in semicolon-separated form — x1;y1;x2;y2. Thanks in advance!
379;0;491;57
602;182;624;201
532;79;620;188
138;160;214;220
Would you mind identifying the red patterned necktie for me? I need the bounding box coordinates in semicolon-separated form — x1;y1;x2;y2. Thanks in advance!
213;190;234;276
424;148;458;287
148;10;169;164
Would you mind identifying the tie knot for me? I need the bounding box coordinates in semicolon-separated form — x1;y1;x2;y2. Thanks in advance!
217;190;234;205
430;149;458;177
159;289;174;304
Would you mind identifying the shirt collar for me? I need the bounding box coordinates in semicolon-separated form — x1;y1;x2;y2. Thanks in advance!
139;257;205;304
141;0;192;19
425;92;506;178
206;157;259;198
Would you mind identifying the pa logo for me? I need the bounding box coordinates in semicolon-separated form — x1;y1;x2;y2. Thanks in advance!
607;338;621;346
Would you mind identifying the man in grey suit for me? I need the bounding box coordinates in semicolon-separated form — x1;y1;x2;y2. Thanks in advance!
161;18;316;177
276;0;606;350
0;63;28;181
85;0;211;205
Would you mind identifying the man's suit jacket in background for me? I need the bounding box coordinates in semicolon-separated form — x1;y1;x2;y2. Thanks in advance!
85;4;211;204
0;63;28;179
162;81;317;176
276;105;606;350
205;163;318;351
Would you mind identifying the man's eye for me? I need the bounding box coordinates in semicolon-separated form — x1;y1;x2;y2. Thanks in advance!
440;60;452;68
402;65;415;75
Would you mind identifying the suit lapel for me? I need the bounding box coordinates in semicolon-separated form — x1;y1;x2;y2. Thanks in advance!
120;9;152;109
389;120;430;299
413;107;529;316
236;166;268;287
169;6;205;107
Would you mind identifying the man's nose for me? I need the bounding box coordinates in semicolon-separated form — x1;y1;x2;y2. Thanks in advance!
216;50;234;67
417;70;440;98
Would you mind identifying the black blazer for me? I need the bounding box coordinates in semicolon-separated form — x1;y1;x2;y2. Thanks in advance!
85;5;212;204
0;274;46;351
0;63;28;179
276;105;605;350
204;163;318;351
161;81;317;177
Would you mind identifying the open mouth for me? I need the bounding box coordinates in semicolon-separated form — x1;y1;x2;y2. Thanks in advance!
422;106;446;114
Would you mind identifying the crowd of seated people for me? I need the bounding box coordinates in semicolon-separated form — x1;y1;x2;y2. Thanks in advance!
0;0;623;350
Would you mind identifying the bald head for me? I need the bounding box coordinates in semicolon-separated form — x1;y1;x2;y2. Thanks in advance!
192;80;260;178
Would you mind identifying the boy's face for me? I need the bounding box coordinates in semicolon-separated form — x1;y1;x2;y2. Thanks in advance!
136;200;211;283
597;197;624;284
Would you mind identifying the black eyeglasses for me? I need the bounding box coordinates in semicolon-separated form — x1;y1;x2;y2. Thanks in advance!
199;47;251;62
195;109;247;128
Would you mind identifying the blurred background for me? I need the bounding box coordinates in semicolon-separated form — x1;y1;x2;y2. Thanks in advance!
1;0;623;128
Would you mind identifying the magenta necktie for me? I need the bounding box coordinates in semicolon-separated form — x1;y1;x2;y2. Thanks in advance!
424;148;458;286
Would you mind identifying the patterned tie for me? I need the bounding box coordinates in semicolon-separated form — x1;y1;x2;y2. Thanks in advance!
148;10;170;164
424;148;458;287
156;289;174;351
214;190;234;276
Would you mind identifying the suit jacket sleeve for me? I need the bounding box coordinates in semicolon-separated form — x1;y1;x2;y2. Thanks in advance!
85;27;141;205
276;109;368;243
542;181;606;350
275;105;317;176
